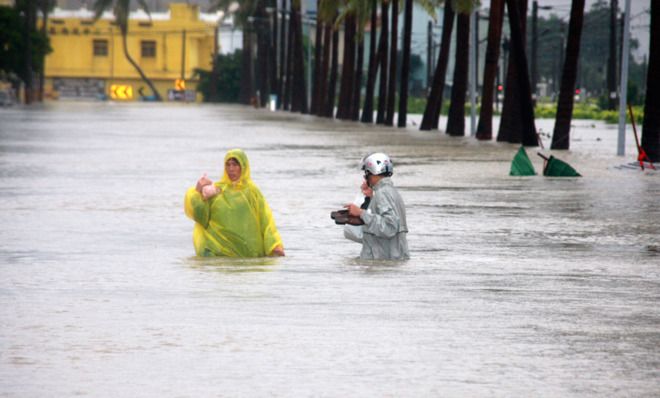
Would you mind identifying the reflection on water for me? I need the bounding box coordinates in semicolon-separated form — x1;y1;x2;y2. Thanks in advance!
184;256;280;273
0;102;658;397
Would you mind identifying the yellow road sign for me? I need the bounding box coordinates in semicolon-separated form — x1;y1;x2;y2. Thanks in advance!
110;84;133;100
175;79;185;91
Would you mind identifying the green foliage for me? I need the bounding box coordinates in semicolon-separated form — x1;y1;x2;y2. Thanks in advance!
529;2;646;103
0;5;51;81
196;50;243;103
93;0;151;34
534;102;644;124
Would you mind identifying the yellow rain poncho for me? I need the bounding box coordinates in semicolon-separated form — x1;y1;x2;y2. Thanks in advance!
184;149;283;257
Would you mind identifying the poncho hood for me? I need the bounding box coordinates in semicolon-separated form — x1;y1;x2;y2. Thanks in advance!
220;148;251;188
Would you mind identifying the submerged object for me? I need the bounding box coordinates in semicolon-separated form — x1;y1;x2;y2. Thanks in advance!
509;146;536;176
538;153;581;177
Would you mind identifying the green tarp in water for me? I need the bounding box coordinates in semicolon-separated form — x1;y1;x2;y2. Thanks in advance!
510;146;536;176
543;155;581;177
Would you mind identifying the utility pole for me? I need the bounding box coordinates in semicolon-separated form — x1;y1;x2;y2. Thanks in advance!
617;0;631;156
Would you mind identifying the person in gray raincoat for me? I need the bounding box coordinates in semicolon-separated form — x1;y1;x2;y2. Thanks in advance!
344;153;409;260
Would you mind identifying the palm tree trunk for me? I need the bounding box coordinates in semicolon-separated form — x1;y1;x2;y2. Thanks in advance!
385;0;398;126
641;0;660;162
337;15;356;120
256;14;270;107
318;22;332;117
278;0;288;109
376;0;389;124
242;32;254;105
284;3;296;110
121;30;162;101
497;0;528;143
397;0;413;127
311;0;323;115
361;0;379;123
551;0;585;150
503;0;537;146
446;13;469;136
420;1;454;131
476;0;504;140
325;15;340;118
38;1;51;102
270;0;278;106
351;33;365;121
22;0;35;104
291;5;308;114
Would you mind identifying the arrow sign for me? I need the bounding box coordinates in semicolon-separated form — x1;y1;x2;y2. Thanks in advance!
110;84;133;100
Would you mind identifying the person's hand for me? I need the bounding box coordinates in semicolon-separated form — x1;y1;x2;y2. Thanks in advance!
361;181;373;197
344;203;363;217
271;245;285;256
196;173;213;193
202;184;220;200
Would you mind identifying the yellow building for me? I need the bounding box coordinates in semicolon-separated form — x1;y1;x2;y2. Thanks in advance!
43;3;221;101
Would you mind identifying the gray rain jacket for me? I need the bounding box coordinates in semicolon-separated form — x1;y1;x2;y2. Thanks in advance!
359;177;409;260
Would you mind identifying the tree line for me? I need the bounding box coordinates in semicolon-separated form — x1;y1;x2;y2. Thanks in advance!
208;0;658;161
1;0;657;161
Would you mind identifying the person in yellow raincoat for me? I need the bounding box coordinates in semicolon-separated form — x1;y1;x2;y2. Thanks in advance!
184;149;285;257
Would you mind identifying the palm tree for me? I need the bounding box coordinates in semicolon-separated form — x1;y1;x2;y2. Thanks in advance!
397;0;414;127
337;13;356;120
324;11;340;117
551;0;586;150
420;0;454;131
496;0;527;143
93;0;162;101
497;0;536;145
376;0;390;124
21;0;36;104
290;0;307;113
360;0;379;123
384;0;398;126
475;0;504;140
445;11;469;136
278;0;288;109
350;0;371;121
641;0;659;162
38;0;56;102
502;0;537;146
311;0;323;114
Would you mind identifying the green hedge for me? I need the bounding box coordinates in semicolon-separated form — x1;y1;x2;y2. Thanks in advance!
405;96;644;125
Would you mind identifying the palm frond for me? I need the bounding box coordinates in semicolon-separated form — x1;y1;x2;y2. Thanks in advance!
415;0;440;21
452;0;479;14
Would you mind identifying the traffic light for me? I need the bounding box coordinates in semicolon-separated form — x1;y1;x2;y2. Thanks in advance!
497;84;503;92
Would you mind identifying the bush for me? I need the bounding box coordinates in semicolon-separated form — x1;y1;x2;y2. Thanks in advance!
195;50;242;103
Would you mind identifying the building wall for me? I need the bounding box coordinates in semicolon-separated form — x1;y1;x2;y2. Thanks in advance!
43;3;219;101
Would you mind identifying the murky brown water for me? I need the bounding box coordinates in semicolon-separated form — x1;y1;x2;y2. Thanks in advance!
1;102;658;397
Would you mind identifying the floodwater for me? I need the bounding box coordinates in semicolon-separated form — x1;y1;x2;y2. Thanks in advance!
1;102;658;397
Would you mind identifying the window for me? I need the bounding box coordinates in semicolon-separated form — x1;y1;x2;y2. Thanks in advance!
93;39;108;56
141;40;156;58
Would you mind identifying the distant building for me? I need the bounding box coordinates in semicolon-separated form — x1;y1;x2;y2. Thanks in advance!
42;3;222;101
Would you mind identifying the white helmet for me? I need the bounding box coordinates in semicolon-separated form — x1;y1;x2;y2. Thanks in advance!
361;152;393;176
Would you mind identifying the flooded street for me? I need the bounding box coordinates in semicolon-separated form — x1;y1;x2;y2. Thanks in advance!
1;102;658;397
